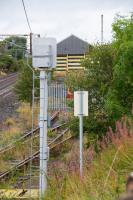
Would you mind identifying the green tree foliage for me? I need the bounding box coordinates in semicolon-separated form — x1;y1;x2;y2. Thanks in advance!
112;14;133;48
84;44;115;136
15;61;33;102
0;36;27;72
0;54;13;71
66;14;133;137
5;36;26;60
105;15;133;120
15;62;54;103
66;44;115;137
15;60;40;103
65;70;88;90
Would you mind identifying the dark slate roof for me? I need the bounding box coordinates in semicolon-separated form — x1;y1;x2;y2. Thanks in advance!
57;35;89;55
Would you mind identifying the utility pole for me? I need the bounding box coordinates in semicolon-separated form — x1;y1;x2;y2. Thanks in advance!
101;14;104;44
30;32;32;55
39;71;48;196
32;36;56;198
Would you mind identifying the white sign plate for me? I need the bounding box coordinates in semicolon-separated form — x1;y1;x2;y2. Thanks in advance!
32;37;57;69
74;91;88;116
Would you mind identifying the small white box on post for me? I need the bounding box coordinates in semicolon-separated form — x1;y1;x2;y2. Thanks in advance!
74;91;88;178
74;91;88;116
32;37;57;69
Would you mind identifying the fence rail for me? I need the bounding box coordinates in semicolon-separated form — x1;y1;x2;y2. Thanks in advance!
56;55;85;71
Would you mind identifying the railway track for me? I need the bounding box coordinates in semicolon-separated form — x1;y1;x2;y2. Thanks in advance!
0;111;60;155
0;110;68;181
0;73;17;97
0;127;71;181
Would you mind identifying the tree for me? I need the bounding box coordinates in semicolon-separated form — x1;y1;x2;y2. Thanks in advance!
15;61;33;102
5;36;27;60
105;42;133;120
15;60;40;103
0;36;27;72
105;14;133;121
65;44;115;136
112;14;133;48
0;54;14;71
66;14;133;137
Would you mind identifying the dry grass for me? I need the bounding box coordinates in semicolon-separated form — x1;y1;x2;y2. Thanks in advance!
0;71;6;76
0;126;21;147
0;159;10;172
0;102;39;173
0;102;39;146
4;118;16;127
17;102;38;130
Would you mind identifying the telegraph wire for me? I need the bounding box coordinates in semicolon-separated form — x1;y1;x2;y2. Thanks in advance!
21;0;32;33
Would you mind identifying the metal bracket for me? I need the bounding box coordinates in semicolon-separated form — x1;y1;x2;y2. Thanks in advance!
47;147;50;160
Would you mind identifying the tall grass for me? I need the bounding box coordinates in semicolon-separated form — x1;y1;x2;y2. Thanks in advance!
17;102;39;130
0;103;39;173
45;117;133;200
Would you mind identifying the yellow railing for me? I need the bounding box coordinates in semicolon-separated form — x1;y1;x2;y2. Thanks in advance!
56;55;85;71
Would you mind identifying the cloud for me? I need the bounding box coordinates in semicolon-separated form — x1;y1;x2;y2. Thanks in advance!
0;0;132;42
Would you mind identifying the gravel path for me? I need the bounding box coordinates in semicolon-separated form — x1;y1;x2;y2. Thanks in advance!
0;73;19;129
0;92;19;130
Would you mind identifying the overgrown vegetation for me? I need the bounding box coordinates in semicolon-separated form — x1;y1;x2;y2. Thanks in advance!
0;103;39;174
0;36;26;73
45;118;133;200
0;102;39;147
65;14;133;138
0;14;133;200
15;62;34;102
13;15;133;140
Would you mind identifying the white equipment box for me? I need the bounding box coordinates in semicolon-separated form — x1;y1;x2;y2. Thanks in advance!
32;37;57;69
74;91;88;116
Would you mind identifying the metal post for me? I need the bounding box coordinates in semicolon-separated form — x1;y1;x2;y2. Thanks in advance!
79;115;83;178
30;32;33;55
79;92;83;178
101;14;103;44
74;91;88;178
39;71;48;198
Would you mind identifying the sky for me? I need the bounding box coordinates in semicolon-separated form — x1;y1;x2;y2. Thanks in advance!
0;0;132;43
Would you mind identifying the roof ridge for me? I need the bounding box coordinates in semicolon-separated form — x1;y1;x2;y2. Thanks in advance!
58;34;88;45
57;35;89;55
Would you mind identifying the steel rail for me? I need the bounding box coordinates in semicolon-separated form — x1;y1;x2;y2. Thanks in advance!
0;72;17;79
0;111;60;154
0;86;14;97
0;73;17;84
0;128;71;181
0;73;18;97
0;78;17;91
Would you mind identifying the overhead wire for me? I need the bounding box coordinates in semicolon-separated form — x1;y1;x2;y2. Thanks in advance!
21;0;32;33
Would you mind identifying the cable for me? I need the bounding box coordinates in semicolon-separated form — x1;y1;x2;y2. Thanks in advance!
21;0;32;33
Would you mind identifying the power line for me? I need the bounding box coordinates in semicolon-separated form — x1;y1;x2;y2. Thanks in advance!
21;0;32;33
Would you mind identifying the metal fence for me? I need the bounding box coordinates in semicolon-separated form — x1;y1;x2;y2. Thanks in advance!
48;83;67;111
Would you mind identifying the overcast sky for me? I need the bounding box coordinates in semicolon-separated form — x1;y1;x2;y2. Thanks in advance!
0;0;132;43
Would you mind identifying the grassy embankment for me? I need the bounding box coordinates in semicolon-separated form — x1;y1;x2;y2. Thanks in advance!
44;118;133;200
1;103;133;200
0;103;38;172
